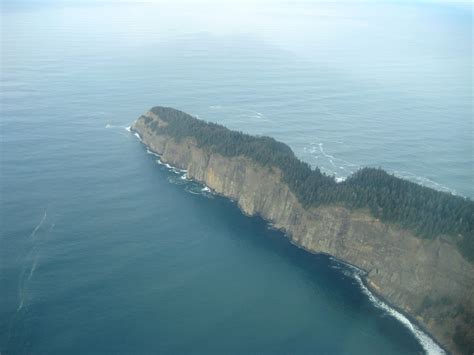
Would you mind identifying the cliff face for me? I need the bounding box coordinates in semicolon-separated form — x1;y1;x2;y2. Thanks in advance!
132;111;474;354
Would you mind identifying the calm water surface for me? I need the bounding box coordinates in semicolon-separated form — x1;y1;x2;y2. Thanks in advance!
1;1;471;354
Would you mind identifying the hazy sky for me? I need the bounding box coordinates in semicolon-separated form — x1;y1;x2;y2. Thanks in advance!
2;0;472;5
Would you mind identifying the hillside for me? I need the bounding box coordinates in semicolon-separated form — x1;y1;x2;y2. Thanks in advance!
145;106;474;262
132;107;474;354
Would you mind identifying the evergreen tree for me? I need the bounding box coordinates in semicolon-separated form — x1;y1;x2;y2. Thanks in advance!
142;106;474;262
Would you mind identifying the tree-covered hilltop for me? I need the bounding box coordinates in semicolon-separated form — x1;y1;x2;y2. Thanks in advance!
143;106;474;262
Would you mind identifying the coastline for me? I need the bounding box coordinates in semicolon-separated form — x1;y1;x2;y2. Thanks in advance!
289;240;447;355
130;125;446;355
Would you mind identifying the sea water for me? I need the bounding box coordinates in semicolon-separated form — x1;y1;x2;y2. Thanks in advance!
1;1;471;354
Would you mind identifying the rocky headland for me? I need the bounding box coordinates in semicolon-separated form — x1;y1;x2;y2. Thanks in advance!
131;107;474;354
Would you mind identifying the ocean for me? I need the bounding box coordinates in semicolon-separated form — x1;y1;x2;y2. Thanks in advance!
1;1;471;354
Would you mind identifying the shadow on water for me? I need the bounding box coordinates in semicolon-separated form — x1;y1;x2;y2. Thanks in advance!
142;146;425;354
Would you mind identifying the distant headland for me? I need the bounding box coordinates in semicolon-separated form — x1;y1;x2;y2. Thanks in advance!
132;106;474;355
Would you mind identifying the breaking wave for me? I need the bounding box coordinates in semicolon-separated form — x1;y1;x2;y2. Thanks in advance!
134;132;142;141
105;123;131;131
327;257;445;354
30;210;47;239
303;142;357;182
17;210;51;312
134;131;448;354
392;170;456;195
303;141;457;194
146;148;160;157
133;133;215;199
353;274;445;355
209;105;271;122
184;184;214;198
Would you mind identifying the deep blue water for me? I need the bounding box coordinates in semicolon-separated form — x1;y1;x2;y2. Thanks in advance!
1;1;471;354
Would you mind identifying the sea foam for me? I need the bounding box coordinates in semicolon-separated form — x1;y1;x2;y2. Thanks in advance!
133;126;445;354
146;148;160;157
328;257;445;354
30;210;47;239
133;132;142;141
353;274;445;355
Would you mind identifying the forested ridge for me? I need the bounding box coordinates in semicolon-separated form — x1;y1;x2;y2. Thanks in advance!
143;106;474;262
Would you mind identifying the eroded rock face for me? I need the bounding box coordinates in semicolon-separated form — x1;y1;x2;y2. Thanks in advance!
132;112;474;354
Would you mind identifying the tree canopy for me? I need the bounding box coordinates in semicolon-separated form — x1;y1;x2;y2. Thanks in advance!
144;106;474;262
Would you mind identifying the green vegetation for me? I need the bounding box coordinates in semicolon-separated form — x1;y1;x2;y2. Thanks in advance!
144;106;474;262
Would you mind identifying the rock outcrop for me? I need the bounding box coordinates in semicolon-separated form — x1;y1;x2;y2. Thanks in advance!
132;110;474;354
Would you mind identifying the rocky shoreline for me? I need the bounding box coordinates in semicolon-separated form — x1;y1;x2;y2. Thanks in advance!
131;110;474;354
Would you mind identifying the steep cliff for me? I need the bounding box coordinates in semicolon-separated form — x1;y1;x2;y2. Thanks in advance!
132;109;474;354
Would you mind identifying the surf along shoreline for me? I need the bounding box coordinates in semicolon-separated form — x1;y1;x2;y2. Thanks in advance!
129;125;447;355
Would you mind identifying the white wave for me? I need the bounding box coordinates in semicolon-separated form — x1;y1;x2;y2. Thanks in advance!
331;258;364;275
106;123;130;131
330;264;354;277
125;126;131;132
167;176;186;185
393;170;456;195
313;142;358;167
154;158;187;176
169;166;187;175
184;184;214;198
16;217;53;314
209;105;270;122
30;210;47;239
27;254;39;282
146;148;160;157
318;143;338;169
309;141;456;196
240;109;269;121
354;274;445;355
17;256;35;311
305;141;359;180
133;132;143;142
156;162;188;179
17;262;30;311
17;292;25;311
185;188;201;195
